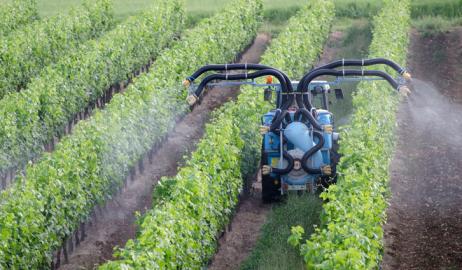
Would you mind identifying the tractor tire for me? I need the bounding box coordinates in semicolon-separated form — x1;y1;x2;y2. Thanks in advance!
261;174;281;203
320;140;340;189
261;142;281;203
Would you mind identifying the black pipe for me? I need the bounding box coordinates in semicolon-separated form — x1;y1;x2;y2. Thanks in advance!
193;69;290;98
302;93;311;109
270;151;294;175
193;69;295;111
297;69;400;110
186;63;295;93
187;63;275;82
301;131;325;174
313;58;407;75
294;108;322;130
186;63;295;110
322;90;329;110
270;109;288;132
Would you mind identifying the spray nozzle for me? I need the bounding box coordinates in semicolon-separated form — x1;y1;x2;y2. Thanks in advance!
321;165;332;175
398;85;411;97
186;94;198;106
262;165;272;175
183;79;191;87
402;71;412;82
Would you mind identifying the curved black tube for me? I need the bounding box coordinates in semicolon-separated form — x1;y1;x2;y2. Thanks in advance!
187;63;275;82
301;131;325;174
295;91;305;108
322;90;329;110
271;151;294;175
293;108;323;131
313;58;407;75
186;63;295;93
193;69;290;98
297;69;400;110
302;93;311;109
279;93;294;110
270;109;289;132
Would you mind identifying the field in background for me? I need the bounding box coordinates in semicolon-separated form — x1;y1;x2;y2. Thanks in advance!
1;0;460;37
2;0;461;34
0;0;305;20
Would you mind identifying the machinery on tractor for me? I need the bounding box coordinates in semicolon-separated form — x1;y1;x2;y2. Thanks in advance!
183;58;411;202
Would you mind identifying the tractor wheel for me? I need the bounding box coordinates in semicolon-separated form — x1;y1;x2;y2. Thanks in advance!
320;140;340;189
330;139;340;183
261;144;281;203
261;174;281;203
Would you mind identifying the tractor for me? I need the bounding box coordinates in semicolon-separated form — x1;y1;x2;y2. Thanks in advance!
183;58;411;202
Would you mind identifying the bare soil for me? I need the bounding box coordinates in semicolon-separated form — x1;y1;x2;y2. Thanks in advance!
317;31;344;66
59;33;270;270
208;194;271;270
382;28;462;270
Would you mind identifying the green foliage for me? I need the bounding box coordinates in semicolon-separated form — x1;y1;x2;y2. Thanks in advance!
0;0;38;36
295;0;411;269
0;0;113;98
261;0;334;79
333;0;381;18
0;0;184;184
100;1;333;269
411;0;462;19
0;0;261;268
413;15;462;37
101;91;268;269
288;225;305;248
333;0;462;20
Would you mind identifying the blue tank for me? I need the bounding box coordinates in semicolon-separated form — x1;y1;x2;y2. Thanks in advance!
261;107;334;192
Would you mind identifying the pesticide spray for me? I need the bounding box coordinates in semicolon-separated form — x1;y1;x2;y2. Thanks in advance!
407;79;462;150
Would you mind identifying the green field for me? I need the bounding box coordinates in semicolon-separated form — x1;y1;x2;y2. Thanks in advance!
1;0;461;17
0;0;306;19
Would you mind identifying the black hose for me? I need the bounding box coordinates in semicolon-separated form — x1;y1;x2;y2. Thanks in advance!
270;109;288;132
322;90;329;110
193;69;290;97
187;64;295;110
293;108;322;130
302;93;311;109
186;63;295;93
313;58;407;75
279;94;294;110
297;69;400;110
301;131;325;174
271;151;294;175
188;63;276;82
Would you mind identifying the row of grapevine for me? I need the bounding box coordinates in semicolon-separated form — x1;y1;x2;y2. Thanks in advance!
0;0;38;36
0;0;185;188
99;1;334;268
292;0;411;269
0;0;261;268
0;0;113;99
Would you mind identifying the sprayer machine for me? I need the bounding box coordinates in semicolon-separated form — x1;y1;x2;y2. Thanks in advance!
184;58;411;202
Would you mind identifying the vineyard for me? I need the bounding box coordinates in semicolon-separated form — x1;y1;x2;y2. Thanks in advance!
0;0;461;269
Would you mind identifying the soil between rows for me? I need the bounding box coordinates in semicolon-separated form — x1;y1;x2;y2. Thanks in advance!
59;33;270;270
382;27;462;270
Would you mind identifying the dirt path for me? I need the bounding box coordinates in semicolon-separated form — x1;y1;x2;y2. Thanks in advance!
382;28;462;270
208;193;271;270
59;33;270;270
